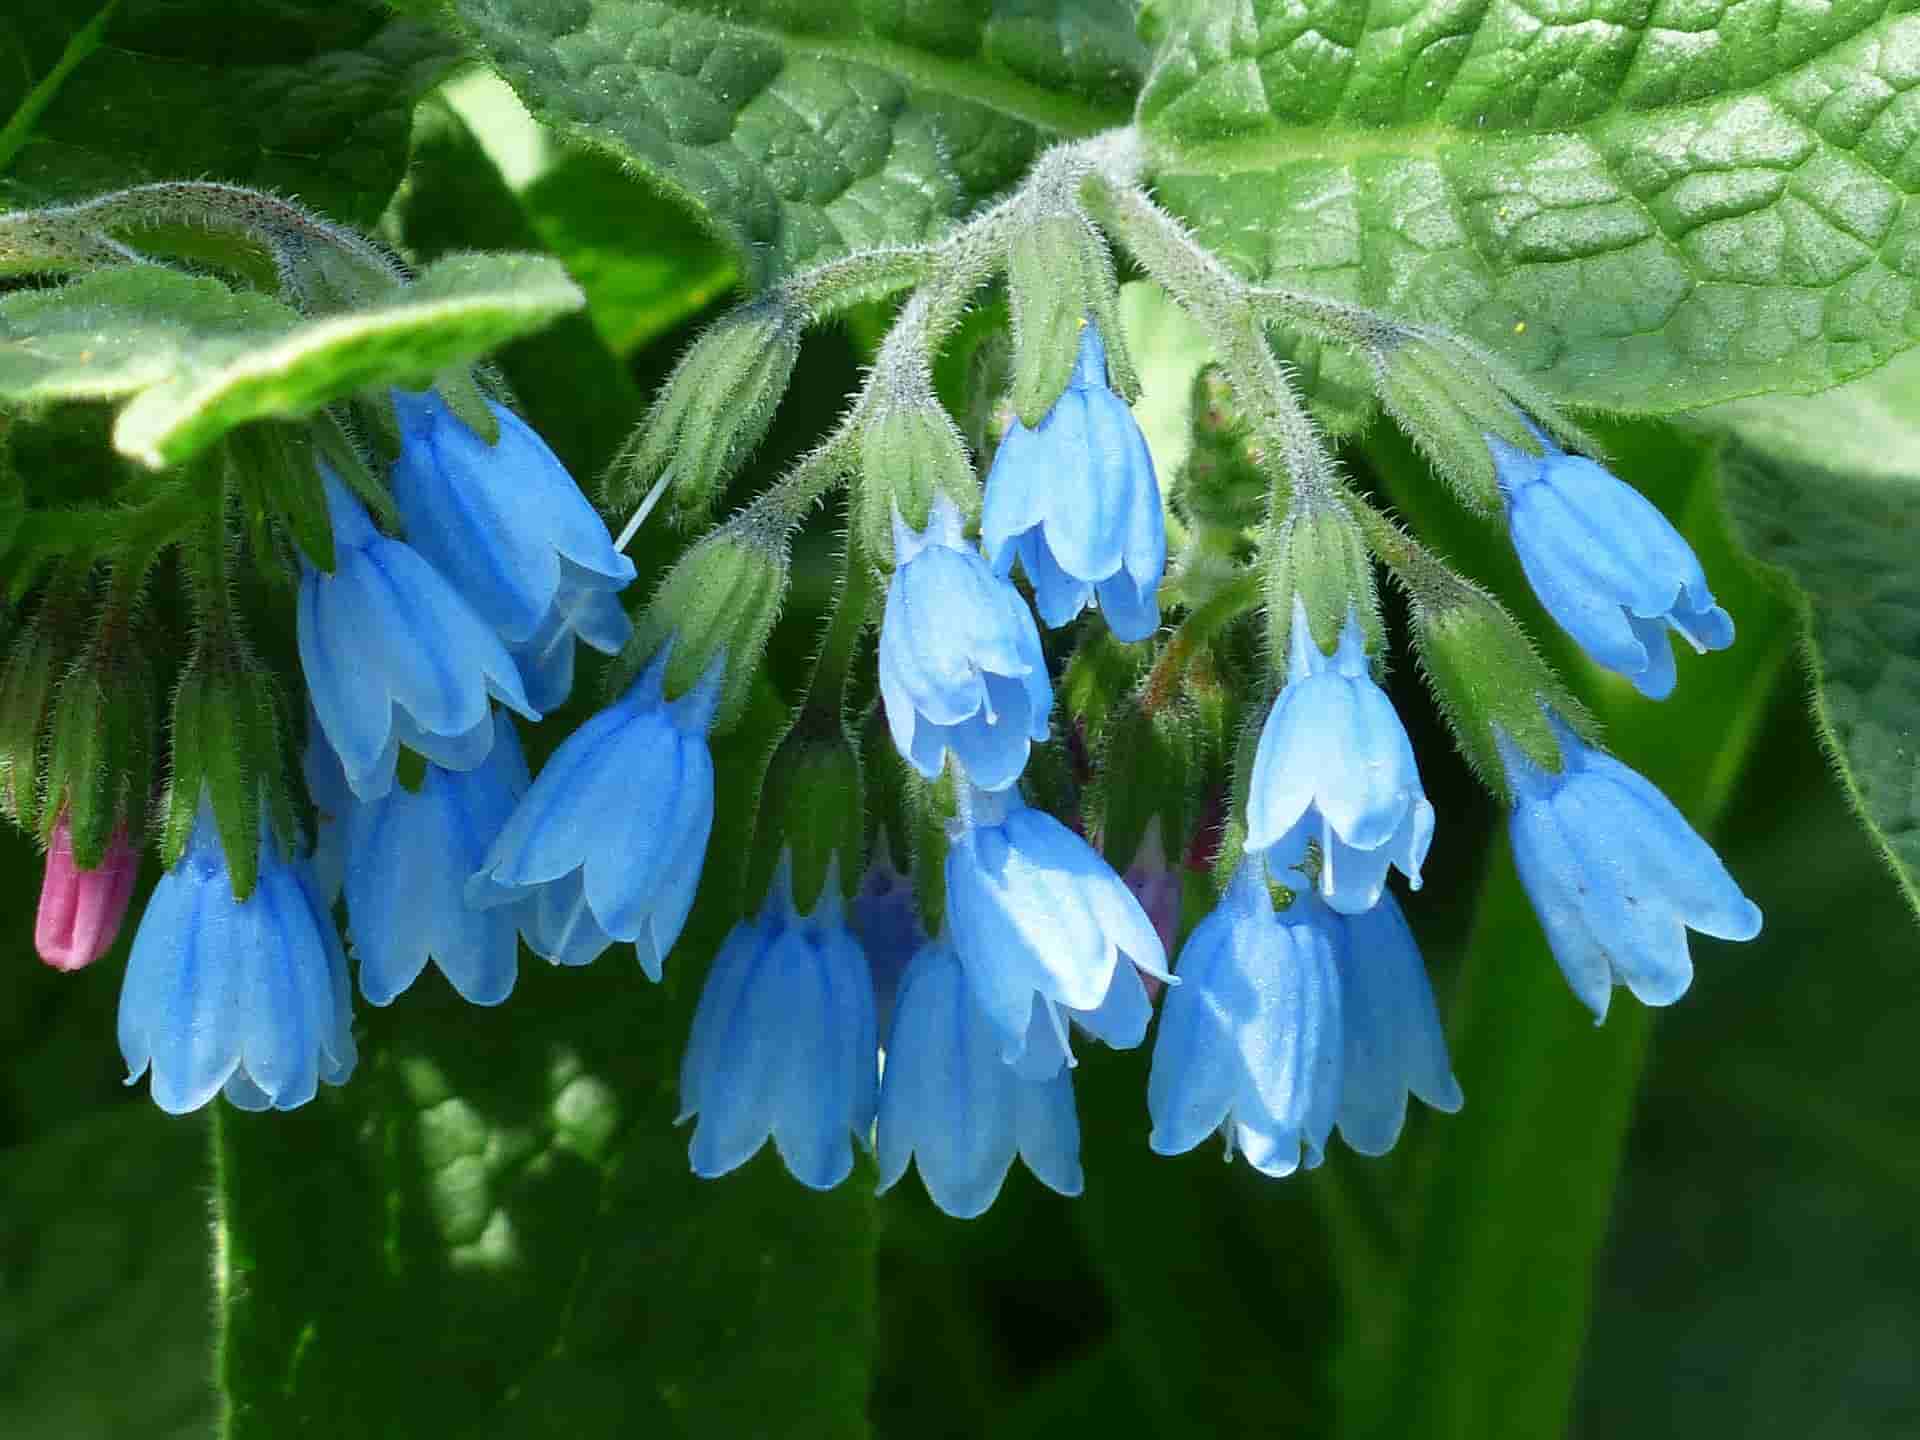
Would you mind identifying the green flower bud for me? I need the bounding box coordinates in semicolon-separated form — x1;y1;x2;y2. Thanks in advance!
619;524;789;733
1176;366;1266;531
1263;492;1381;665
853;401;977;570
1411;588;1591;799
163;640;296;899
1007;211;1134;424
610;301;803;524
41;607;157;867
1091;692;1196;873
748;719;864;916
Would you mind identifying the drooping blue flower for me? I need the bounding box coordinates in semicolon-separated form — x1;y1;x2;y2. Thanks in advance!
678;863;878;1191
1502;712;1762;1019
118;799;356;1114
468;646;717;977
1489;433;1734;701
981;322;1166;642
1245;599;1434;914
298;467;536;802
389;389;635;711
878;496;1051;792
944;783;1171;1076
1336;891;1463;1156
1147;859;1343;1178
875;936;1083;1219
345;708;530;1007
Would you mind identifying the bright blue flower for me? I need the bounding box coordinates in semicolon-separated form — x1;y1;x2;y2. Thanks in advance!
981;323;1166;642
875;936;1083;1219
944;783;1171;1077
389;389;635;711
1502;712;1762;1019
1336;891;1462;1156
878;496;1051;792
1147;860;1342;1178
345;708;530;1007
679;864;878;1190
1245;599;1434;914
468;646;717;977
1490;434;1733;700
298;467;536;802
118;800;356;1114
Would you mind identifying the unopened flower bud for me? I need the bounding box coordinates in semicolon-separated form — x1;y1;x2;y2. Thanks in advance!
610;302;803;524
853;401;979;572
35;812;138;971
618;524;788;733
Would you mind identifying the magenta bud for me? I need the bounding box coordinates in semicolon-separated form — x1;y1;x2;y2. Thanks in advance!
36;813;138;972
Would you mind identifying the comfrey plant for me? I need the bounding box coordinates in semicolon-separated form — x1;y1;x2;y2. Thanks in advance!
0;124;1772;1222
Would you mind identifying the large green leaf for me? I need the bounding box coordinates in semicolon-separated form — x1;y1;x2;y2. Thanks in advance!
1143;0;1920;415
443;0;1146;288
0;1;458;227
0;255;584;467
1706;348;1920;916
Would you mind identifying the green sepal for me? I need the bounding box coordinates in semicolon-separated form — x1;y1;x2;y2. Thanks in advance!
1090;692;1197;874
903;764;958;939
0;587;79;827
427;369;501;448
1008;211;1132;425
609;301;803;524
163;645;295;900
854;401;980;571
1062;627;1150;754
1263;492;1381;666
1412;589;1593;802
1377;333;1604;514
40;613;157;869
746;717;865;918
1175;366;1266;531
225;424;334;578
615;524;789;734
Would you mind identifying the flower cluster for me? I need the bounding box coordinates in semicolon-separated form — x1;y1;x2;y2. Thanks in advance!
110;388;635;1108
8;180;1767;1226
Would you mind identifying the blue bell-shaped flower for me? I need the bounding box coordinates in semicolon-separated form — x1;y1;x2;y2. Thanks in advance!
981;322;1166;642
1335;891;1463;1156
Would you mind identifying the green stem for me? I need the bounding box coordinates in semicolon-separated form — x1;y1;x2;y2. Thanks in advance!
0;0;120;175
1140;569;1259;713
803;541;875;723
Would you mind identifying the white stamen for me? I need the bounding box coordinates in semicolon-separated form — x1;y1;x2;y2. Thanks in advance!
615;467;674;552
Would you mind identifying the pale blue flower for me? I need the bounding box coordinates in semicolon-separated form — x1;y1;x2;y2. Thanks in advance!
878;496;1051;792
944;783;1170;1077
298;467;535;802
1246;599;1434;914
389;390;634;711
118;799;355;1114
679;864;878;1190
875;936;1082;1219
1502;712;1762;1019
301;708;353;908
345;708;530;1007
1148;860;1342;1178
1336;891;1462;1156
982;322;1165;641
468;647;717;978
1490;435;1733;700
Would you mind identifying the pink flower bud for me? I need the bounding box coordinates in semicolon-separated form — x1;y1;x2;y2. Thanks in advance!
35;813;138;972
